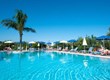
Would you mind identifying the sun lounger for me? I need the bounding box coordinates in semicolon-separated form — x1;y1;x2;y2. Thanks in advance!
17;47;23;50
70;47;78;52
88;47;93;53
92;48;103;55
92;51;101;55
57;47;62;51
4;47;12;51
108;50;110;55
3;47;12;54
80;47;93;53
62;47;68;51
101;49;110;55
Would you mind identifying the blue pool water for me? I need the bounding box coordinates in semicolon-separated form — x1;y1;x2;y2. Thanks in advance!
0;51;110;80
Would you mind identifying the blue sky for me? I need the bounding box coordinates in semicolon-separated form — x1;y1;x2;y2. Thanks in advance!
0;0;110;42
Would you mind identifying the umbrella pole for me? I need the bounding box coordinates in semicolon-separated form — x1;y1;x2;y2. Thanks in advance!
103;40;105;49
73;43;74;48
26;45;27;51
84;46;85;53
9;43;10;47
71;44;73;49
57;44;58;50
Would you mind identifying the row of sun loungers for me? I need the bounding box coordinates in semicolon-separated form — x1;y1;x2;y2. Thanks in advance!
55;46;110;56
2;46;110;56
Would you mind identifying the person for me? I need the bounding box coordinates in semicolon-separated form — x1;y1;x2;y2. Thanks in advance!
101;49;108;55
4;47;12;51
98;48;104;52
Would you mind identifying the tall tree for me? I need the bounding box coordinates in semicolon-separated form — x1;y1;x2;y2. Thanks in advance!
1;10;36;51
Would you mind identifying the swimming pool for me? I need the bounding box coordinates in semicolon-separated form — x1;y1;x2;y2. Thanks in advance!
0;51;110;80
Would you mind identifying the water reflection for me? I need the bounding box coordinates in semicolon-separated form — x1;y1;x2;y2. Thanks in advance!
5;51;12;54
28;52;37;62
19;52;27;59
0;53;4;61
99;58;110;63
83;56;88;68
50;53;54;60
37;52;40;57
83;60;88;67
0;52;13;62
59;54;70;64
18;54;22;79
60;58;67;64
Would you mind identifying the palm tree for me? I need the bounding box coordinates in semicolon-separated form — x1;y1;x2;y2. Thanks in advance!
1;10;36;51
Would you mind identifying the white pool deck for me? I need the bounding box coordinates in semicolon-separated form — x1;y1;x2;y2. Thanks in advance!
1;50;110;59
46;50;110;59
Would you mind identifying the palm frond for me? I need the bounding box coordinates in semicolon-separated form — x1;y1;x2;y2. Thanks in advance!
23;27;36;32
1;19;18;30
14;10;27;27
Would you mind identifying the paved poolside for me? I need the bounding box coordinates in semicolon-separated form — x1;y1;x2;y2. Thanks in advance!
1;50;110;59
46;50;110;59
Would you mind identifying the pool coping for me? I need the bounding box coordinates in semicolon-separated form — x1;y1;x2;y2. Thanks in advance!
1;50;110;59
46;50;110;59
